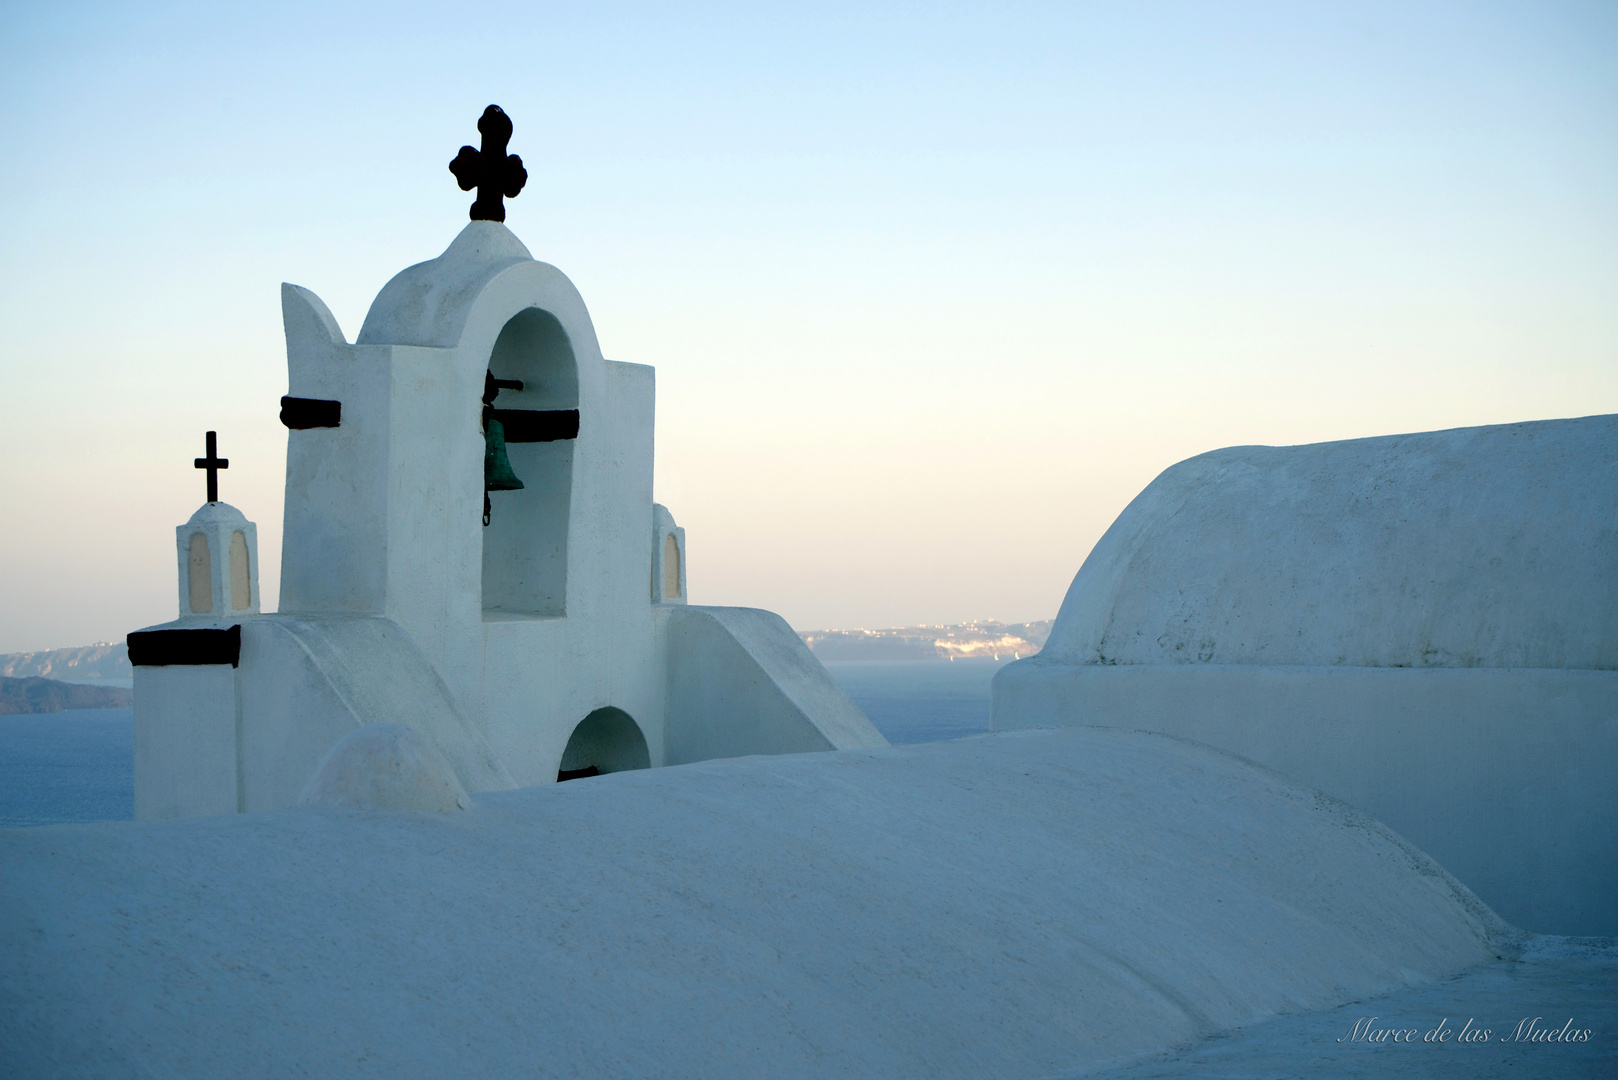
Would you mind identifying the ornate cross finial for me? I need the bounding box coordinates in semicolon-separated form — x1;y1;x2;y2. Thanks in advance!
449;105;528;223
194;430;229;504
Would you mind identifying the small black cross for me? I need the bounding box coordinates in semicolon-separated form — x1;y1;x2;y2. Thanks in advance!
448;105;528;223
194;430;228;504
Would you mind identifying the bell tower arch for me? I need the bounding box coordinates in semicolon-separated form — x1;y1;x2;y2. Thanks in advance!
481;307;579;616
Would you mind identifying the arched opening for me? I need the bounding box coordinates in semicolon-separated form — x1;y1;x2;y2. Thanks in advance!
557;707;651;782
482;307;578;617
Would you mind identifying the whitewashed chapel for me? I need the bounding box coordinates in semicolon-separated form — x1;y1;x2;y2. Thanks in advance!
11;105;1569;1080
129;106;883;819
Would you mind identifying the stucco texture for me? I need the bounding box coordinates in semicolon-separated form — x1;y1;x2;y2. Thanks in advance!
996;413;1618;935
1044;413;1618;671
0;728;1509;1079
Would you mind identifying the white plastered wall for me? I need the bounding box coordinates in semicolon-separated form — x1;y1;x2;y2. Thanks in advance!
993;414;1618;935
133;664;239;819
478;359;665;785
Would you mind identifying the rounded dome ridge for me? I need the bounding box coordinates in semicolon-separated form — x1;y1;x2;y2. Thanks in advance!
357;222;535;348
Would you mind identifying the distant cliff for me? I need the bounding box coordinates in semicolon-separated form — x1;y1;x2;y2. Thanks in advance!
0;643;132;686
0;677;133;715
800;620;1052;661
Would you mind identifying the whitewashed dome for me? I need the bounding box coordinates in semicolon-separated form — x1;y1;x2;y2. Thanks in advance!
1043;413;1618;670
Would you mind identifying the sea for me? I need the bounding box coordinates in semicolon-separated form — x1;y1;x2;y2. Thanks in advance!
0;658;1011;827
0;708;135;828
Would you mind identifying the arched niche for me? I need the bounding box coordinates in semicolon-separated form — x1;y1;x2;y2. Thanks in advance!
557;707;651;781
482;307;578;616
663;534;682;599
187;533;212;613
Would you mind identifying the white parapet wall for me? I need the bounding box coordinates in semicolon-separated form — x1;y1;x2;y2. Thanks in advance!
994;413;1618;936
664;605;887;764
134;615;514;819
135;604;883;819
994;662;1617;935
133;663;240;819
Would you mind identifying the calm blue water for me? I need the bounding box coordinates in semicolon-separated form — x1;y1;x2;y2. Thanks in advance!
824;658;1009;745
0;661;1009;827
0;707;134;827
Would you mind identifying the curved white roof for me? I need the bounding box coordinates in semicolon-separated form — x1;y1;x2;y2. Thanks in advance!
357;222;536;347
0;729;1506;1078
1044;414;1618;670
182;500;251;528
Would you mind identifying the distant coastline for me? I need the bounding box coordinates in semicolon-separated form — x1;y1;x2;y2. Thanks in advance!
799;620;1051;662
2;625;1054;684
1;677;132;715
0;643;132;688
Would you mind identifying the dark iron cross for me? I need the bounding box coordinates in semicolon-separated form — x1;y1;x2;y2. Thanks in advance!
194;430;228;503
449;105;528;222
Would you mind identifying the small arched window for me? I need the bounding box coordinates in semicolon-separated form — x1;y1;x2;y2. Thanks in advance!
664;534;682;598
229;531;252;610
188;533;212;614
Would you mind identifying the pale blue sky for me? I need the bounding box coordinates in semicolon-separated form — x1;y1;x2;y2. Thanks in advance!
2;1;1615;650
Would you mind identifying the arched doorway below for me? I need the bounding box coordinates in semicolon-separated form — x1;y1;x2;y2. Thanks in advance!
557;707;650;782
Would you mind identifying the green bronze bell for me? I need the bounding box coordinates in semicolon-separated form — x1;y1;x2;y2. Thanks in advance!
483;417;524;492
